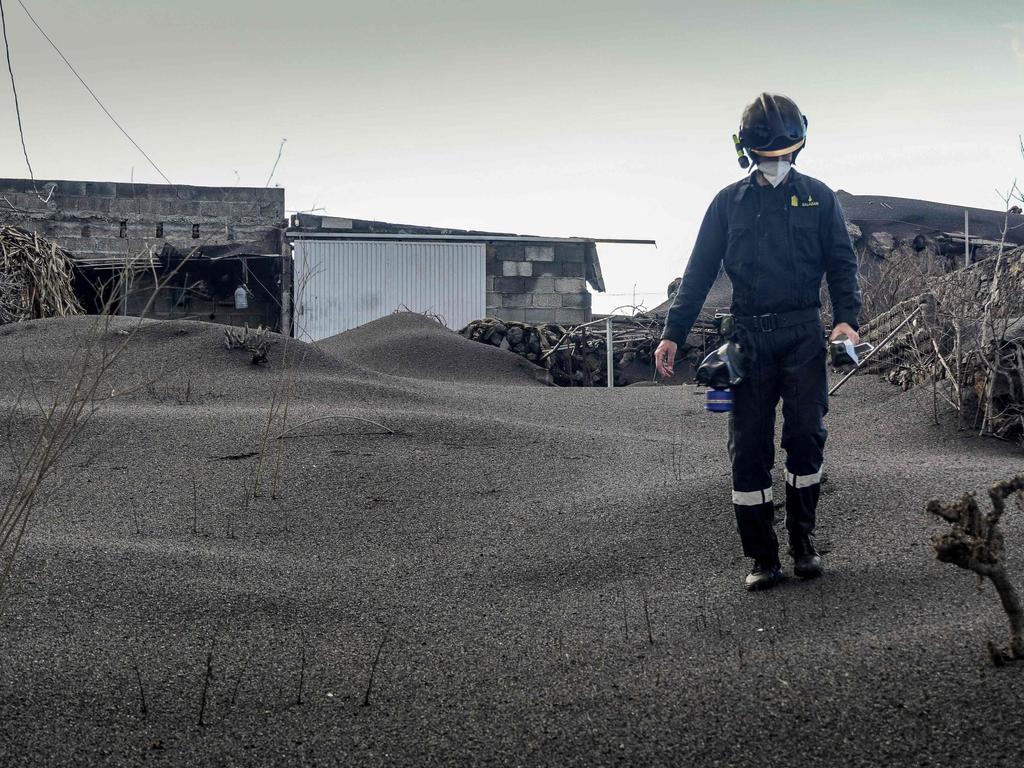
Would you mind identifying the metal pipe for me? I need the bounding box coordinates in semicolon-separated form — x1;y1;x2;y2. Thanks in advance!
828;305;922;396
606;317;614;388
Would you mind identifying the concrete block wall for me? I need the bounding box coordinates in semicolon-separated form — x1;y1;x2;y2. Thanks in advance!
485;242;594;326
0;178;285;267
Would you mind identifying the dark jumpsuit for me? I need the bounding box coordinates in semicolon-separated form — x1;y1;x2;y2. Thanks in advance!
662;169;862;563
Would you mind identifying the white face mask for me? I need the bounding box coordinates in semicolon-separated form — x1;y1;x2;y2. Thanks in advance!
757;159;791;187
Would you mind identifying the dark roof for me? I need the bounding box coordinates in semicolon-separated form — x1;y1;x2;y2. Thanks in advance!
650;268;732;320
837;191;1024;245
290;212;519;238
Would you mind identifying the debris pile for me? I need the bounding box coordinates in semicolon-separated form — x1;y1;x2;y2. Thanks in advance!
460;315;716;386
0;226;82;324
859;246;1024;441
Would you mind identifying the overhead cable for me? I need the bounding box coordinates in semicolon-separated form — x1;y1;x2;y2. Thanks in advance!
16;0;175;186
0;0;35;183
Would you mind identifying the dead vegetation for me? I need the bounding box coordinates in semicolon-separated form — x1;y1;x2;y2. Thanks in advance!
0;250;192;609
0;225;82;324
224;323;272;365
928;476;1024;665
857;246;1024;441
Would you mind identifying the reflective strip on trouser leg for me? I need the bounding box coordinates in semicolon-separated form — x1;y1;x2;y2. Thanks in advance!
784;469;822;540
732;487;773;505
784;469;821;489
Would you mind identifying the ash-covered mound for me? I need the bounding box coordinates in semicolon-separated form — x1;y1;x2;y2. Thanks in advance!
319;312;550;385
0;315;377;406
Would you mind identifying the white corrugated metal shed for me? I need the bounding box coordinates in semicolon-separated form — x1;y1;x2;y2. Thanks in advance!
292;239;485;341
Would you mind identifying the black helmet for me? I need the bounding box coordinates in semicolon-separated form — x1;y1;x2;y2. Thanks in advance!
737;93;807;164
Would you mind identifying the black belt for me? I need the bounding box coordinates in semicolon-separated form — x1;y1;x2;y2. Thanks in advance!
734;307;820;333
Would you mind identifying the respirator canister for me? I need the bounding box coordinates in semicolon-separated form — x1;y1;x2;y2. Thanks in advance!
695;337;748;413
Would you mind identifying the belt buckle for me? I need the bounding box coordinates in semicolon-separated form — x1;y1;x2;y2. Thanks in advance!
756;313;777;332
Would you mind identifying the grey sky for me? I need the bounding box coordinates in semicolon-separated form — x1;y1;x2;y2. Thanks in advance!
2;0;1022;311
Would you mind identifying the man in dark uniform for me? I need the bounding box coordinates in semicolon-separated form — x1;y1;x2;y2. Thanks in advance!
653;93;862;591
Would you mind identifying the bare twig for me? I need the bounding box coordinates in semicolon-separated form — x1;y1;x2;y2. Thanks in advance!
276;415;395;439
362;627;391;707
197;637;217;726
132;660;148;718
637;575;655;646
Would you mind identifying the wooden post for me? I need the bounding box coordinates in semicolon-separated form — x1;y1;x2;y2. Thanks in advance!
965;210;970;268
606;316;614;388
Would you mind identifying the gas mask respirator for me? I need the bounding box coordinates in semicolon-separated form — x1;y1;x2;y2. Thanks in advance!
695;337;749;413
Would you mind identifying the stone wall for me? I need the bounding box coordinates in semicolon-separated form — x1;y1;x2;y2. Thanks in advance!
485;242;592;326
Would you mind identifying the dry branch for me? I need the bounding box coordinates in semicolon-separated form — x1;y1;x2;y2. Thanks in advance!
275;415;394;439
928;475;1024;664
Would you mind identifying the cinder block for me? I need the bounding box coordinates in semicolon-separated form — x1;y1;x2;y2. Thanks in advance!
525;245;555;262
531;263;559;278
230;201;263;221
256;187;285;203
523;308;557;324
493;243;525;262
167;200;201;217
117;198;152;217
555;307;586;325
555;277;586;293
496;307;526;322
502;293;533;308
502;261;532;277
217;187;262;203
530;276;555;292
78;197;114;214
114;182;142;198
532;293;562;308
560;292;592;309
16;192;49;211
486;292;503;308
200;201;232;218
172;186;202;201
89;237;133;254
85;181;116;198
266;202;286;222
57;181;87;197
494;277;525;292
555;244;586;262
560;261;585;278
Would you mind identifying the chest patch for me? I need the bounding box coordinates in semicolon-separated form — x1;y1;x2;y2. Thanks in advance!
791;194;820;208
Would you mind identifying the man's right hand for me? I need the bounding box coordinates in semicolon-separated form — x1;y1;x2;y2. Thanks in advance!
654;339;678;379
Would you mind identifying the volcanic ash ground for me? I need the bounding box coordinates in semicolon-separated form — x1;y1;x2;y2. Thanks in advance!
0;313;1022;767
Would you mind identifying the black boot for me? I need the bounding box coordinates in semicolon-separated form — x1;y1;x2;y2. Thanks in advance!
744;559;783;591
790;537;823;579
